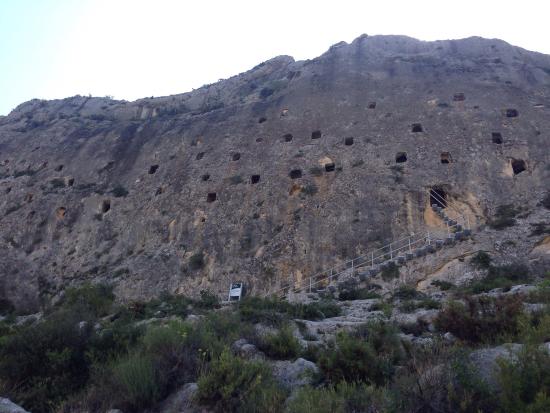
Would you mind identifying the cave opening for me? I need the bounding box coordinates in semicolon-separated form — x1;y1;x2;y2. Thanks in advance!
430;186;447;208
284;133;293;142
395;152;407;163
207;193;217;202
325;163;335;172
506;109;519;118
148;165;159;174
201;174;210;182
251;174;260;184
492;132;503;144
440;152;452;164
55;165;64;172
311;130;322;139
511;159;526;175
258;117;267;123
101;199;111;213
289;169;302;179
368;102;377;109
344;137;354;146
232;153;241;161
412;123;423;133
196;152;205;160
453;93;465;101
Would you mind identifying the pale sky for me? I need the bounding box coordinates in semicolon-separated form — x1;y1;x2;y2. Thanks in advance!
1;0;549;115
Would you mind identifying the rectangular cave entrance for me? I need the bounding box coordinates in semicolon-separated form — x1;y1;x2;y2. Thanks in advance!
440;152;452;164
251;174;260;184
284;133;293;142
412;123;423;133
148;165;159;174
505;109;519;118
344;137;354;146
311;130;322;139
289;169;302;179
207;193;217;203
511;159;526;175
395;152;407;163
430;186;447;208
325;163;335;172
492;132;503;144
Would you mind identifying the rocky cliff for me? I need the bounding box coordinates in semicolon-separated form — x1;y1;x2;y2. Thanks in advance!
1;35;549;312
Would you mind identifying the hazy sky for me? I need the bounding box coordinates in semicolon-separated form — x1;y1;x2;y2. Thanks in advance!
1;0;549;115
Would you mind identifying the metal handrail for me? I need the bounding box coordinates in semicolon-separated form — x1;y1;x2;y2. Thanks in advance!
264;191;472;299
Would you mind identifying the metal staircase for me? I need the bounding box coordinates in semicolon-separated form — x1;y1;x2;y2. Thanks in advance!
267;190;473;299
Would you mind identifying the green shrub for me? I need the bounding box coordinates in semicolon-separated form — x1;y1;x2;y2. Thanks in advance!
301;184;318;196
113;353;161;408
111;185;129;197
287;382;385;413
381;262;400;280
258;325;301;360
431;279;454;290
488;204;521;229
309;166;323;176
435;295;524;343
0;312;96;412
238;297;340;326
50;178;66;188
196;350;286;413
195;289;220;310
471;251;492;269
61;282;115;317
497;345;550;412
338;288;380;301
468;262;530;293
318;322;403;386
392;285;422;300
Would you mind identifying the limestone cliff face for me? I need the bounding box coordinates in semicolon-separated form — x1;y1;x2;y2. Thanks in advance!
1;35;549;311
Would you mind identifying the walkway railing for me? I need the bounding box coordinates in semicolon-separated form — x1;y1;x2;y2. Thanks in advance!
265;191;472;299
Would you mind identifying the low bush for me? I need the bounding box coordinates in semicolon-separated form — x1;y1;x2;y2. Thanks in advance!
238;297;340;326
113;352;161;408
195;289;220;310
258;325;301;360
468;262;530;293
287;382;385;413
111;185;129;198
431;279;454;291
471;251;492;269
196;349;286;413
318;322;403;386
338;287;380;301
381;262;400;280
392;285;423;300
497;345;550;412
61;282;115;317
488;204;521;230
435;295;524;344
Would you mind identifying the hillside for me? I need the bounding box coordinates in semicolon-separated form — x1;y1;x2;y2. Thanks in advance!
1;34;550;313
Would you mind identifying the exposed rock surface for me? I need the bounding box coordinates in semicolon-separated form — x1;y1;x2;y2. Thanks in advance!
271;357;319;388
0;398;29;413
1;34;550;311
157;383;199;413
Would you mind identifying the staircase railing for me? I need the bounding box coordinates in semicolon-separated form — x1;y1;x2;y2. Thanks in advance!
265;191;472;299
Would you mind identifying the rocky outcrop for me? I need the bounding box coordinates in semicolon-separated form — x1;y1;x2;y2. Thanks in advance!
1;35;550;311
0;398;29;413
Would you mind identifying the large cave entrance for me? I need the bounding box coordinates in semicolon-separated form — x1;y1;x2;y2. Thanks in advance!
430;186;447;208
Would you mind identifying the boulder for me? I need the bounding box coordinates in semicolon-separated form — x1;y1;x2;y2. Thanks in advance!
231;339;265;359
0;398;30;413
158;383;198;413
272;358;319;388
469;344;522;388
